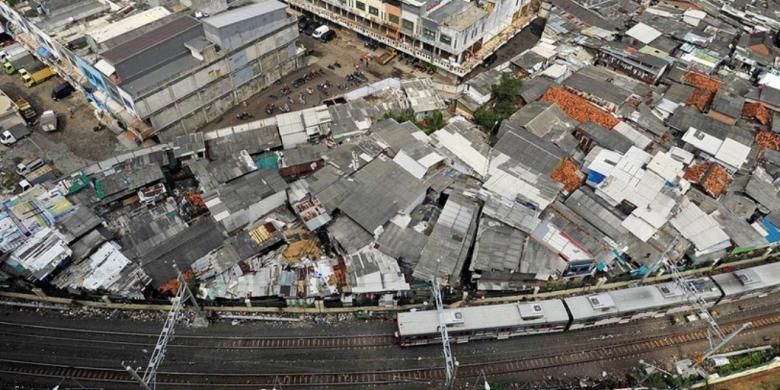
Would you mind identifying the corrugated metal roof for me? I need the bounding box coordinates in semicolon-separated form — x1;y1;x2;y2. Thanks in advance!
102;15;201;65
203;0;287;29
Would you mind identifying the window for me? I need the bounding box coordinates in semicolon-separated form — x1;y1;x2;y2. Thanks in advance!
439;34;451;45
355;1;365;10
369;6;379;16
423;27;436;40
402;18;414;30
388;14;400;24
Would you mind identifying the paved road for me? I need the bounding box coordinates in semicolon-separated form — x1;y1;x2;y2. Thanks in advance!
1;293;779;388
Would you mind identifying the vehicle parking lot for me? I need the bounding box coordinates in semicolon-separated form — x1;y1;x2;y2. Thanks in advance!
0;66;121;193
198;30;400;132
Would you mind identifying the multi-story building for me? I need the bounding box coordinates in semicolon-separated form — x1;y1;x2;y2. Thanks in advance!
289;0;539;78
0;0;303;139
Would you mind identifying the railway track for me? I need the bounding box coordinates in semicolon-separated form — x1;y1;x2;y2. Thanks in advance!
2;311;779;387
0;321;394;349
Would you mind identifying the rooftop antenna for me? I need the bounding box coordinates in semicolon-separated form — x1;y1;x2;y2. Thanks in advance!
124;263;203;389
432;259;458;389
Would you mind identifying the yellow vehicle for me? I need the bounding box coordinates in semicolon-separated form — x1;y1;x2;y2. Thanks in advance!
21;66;55;87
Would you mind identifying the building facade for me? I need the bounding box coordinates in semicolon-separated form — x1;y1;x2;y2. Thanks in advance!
289;0;539;78
0;0;303;139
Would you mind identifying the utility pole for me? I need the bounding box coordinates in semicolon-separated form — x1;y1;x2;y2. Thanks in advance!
432;259;457;389
637;235;678;285
641;255;750;380
124;265;202;389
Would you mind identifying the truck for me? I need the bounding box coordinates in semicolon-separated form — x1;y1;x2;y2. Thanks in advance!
0;124;31;145
19;164;56;191
39;110;57;132
15;97;36;124
4;51;32;74
0;43;24;61
21;66;54;87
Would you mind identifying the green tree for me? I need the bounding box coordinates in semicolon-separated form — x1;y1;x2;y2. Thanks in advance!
492;72;522;101
474;106;501;130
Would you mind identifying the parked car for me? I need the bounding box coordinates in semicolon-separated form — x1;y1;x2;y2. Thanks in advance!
320;29;336;42
298;16;311;33
482;53;497;68
312;25;330;39
303;23;318;36
51;82;74;100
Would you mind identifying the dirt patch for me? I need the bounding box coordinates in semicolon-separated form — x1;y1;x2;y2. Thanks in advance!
714;366;780;390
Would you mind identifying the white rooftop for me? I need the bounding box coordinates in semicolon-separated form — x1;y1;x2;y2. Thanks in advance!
88;7;171;44
626;23;662;45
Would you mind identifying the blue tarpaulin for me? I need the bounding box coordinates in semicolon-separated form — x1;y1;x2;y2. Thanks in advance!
761;217;780;243
587;170;606;184
37;47;52;59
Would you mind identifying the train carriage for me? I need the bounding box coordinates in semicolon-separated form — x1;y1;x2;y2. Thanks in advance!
564;278;723;330
396;300;570;347
712;262;780;303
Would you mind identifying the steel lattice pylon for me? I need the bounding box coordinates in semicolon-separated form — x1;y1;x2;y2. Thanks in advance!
124;268;200;390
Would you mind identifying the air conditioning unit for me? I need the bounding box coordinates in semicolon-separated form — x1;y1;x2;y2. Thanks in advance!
518;303;544;319
445;311;465;326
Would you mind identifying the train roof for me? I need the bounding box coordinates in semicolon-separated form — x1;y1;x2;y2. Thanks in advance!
564;278;721;320
397;300;569;337
712;262;780;296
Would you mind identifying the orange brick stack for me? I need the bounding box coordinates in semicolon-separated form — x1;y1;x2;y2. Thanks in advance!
683;71;722;111
742;102;772;125
550;158;583;193
756;131;780;158
683;162;729;198
541;86;620;129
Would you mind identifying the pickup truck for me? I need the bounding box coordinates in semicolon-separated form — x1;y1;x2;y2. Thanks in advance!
19;164;56;191
0;43;24;61
0;125;31;145
22;66;54;87
15;97;36;124
40;110;57;132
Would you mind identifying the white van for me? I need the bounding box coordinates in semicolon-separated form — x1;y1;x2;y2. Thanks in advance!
16;156;44;176
312;25;330;39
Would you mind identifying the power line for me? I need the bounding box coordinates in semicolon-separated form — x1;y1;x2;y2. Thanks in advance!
124;266;202;389
432;259;457;389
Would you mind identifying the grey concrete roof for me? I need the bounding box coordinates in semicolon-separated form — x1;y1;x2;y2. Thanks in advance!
713;207;768;248
172;132;205;159
55;207;101;244
282;144;326;167
518;77;553;103
545;201;612;258
746;168;780;212
206;125;282;160
710;89;745;119
203;0;287;28
578;121;633;153
563;71;632;107
481;196;539;234
511;51;546;71
376;223;428;271
564;188;627;240
204;169;288;217
550;0;620;31
102;15;201;64
471;216;527;272
329;215;373;254
413;193;479;286
493;128;565;176
139;217;225;287
668;106;752;145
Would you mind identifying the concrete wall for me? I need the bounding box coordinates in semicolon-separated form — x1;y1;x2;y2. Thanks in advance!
130;23;300;134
